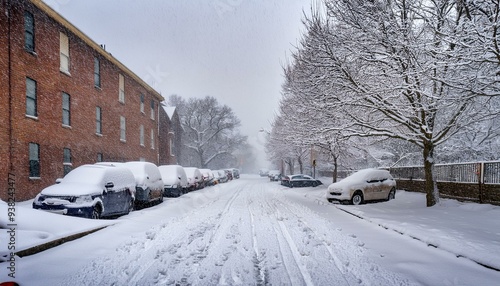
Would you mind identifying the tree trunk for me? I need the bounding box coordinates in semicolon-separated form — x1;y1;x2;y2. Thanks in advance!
423;140;439;207
332;156;338;183
298;156;303;174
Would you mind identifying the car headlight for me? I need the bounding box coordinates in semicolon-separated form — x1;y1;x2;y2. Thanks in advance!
75;195;93;204
35;194;45;202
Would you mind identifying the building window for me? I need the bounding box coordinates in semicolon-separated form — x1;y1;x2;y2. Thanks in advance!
140;94;145;113
140;125;144;146
169;138;175;156
24;11;35;52
96;107;102;134
97;153;103;162
63;148;72;176
60;32;70;73
29;143;40;178
120;116;126;141
26;77;37;117
119;74;125;103
62;92;71;126
150;100;155;120
94;57;101;88
151;129;155;149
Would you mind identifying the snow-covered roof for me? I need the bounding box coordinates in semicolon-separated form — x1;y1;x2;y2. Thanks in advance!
161;104;177;121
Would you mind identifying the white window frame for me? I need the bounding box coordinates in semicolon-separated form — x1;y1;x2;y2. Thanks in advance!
62;92;70;127
151;129;155;149
140;94;145;113
60;32;70;74
120;116;126;142
150;100;155;120
119;74;125;103
96;106;102;135
140;125;144;146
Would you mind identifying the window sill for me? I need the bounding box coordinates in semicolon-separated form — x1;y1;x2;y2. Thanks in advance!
120;139;126;143
62;124;72;129
140;144;145;147
25;49;37;57
95;133;103;137
26;115;39;121
29;176;41;180
60;69;71;76
94;85;102;91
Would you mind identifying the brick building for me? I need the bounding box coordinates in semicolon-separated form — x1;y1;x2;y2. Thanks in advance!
1;0;180;201
159;105;182;165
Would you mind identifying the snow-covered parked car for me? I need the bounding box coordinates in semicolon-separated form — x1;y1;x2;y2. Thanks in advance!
215;170;229;183
96;162;164;208
32;164;136;219
158;165;188;197
268;170;281;181
184;167;204;191
231;168;240;179
199;168;215;186
281;174;322;187
120;161;164;207
326;168;396;205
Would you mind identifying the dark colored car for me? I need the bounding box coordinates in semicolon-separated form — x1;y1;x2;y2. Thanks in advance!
32;164;136;219
281;174;322;188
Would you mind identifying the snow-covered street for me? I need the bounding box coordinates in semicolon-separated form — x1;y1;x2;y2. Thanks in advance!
4;175;500;285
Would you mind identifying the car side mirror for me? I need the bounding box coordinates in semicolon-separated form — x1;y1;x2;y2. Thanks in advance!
55;178;63;184
105;182;114;189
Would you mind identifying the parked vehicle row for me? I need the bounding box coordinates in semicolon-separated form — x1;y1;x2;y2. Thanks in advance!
32;162;240;219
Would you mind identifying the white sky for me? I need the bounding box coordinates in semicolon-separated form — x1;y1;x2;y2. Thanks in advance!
44;0;311;167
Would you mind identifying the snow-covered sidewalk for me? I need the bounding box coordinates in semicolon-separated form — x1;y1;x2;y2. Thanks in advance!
334;191;500;271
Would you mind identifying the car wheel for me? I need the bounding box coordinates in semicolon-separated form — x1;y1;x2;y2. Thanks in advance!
351;191;363;205
91;205;102;219
388;188;396;201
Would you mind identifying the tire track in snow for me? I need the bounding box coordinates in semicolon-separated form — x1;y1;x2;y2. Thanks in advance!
275;208;315;286
274;199;353;285
254;192;313;285
276;192;420;286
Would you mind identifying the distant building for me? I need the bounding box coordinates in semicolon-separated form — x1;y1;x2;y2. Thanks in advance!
0;0;174;201
159;104;182;165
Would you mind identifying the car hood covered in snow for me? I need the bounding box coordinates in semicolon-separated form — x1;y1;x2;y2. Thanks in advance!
40;182;102;197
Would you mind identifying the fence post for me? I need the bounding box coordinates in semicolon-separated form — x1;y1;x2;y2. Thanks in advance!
478;162;483;204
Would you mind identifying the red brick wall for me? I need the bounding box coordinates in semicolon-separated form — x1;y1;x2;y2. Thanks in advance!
1;1;164;201
1;1;11;201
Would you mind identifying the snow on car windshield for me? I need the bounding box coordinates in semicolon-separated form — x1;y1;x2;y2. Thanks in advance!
62;165;105;185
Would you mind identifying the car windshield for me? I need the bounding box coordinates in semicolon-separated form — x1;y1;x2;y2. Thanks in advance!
63;166;105;185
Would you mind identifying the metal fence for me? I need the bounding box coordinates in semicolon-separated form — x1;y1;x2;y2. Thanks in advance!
389;161;500;185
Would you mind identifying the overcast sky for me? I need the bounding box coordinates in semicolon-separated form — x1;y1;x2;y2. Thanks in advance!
43;0;311;167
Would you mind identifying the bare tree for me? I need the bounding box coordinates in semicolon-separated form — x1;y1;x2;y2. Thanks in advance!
169;95;247;168
277;0;500;207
